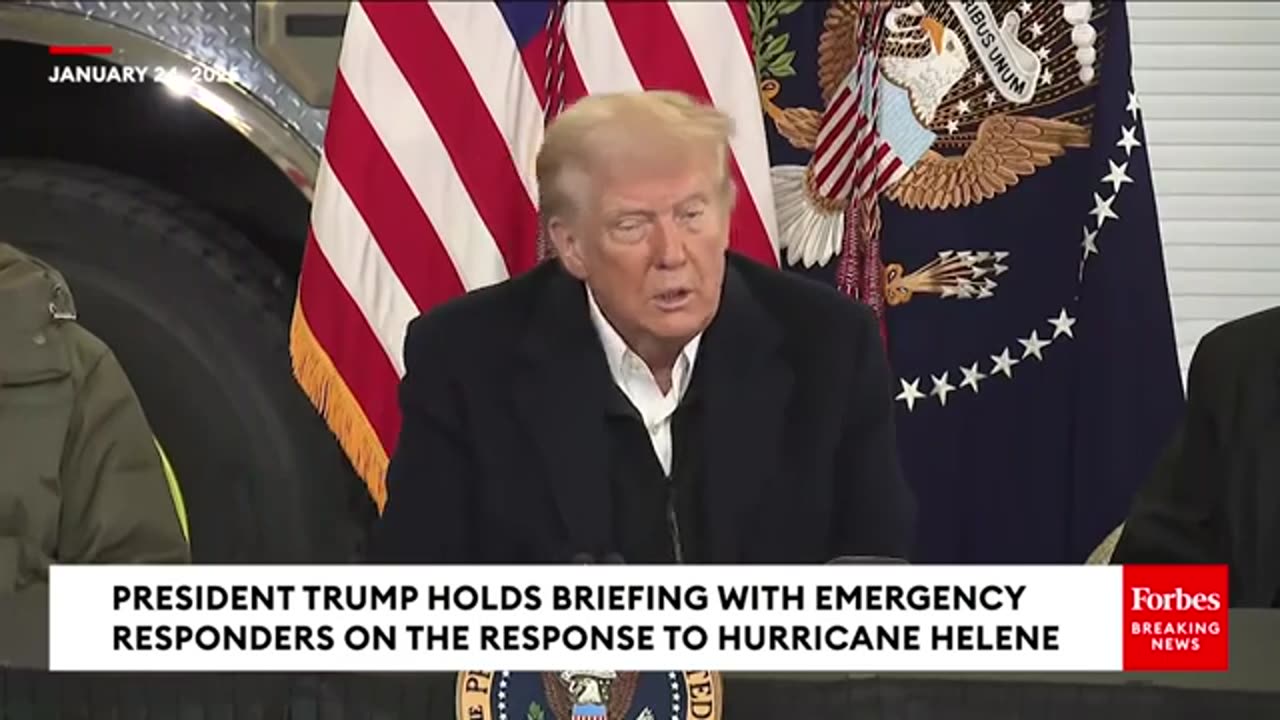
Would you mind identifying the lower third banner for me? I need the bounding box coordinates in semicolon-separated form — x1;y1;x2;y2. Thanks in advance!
48;564;1228;673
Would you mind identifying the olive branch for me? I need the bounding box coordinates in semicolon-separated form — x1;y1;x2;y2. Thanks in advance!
526;701;546;720
748;0;803;80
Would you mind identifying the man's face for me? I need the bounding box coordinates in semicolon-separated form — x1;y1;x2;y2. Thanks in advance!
553;150;730;349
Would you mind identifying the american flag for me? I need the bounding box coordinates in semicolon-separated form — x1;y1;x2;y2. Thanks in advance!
289;0;780;507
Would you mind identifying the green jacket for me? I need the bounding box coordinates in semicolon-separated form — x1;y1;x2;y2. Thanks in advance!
0;242;189;668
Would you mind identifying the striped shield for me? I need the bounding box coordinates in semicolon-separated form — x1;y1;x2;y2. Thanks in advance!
572;703;607;720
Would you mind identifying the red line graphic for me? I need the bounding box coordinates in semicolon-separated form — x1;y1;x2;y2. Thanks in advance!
48;45;113;56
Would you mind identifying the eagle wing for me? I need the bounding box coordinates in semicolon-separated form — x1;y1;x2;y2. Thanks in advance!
606;672;640;719
818;1;861;106
886;115;1091;211
771;107;823;151
540;673;575;720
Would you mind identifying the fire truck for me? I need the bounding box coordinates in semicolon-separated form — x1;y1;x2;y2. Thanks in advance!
1;1;362;563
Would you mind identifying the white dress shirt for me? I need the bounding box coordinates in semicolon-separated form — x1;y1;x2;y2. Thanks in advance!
587;289;700;476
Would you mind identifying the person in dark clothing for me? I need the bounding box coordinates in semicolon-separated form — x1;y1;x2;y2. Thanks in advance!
0;242;190;668
367;90;914;565
1111;306;1280;607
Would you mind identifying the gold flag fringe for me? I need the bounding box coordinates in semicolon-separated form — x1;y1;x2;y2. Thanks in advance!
289;300;389;512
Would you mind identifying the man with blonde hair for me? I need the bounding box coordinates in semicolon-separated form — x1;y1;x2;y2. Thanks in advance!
369;90;914;564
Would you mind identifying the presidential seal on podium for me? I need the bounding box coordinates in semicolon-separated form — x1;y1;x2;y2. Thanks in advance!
457;670;722;720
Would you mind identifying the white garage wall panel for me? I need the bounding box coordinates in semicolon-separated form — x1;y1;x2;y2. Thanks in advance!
1128;2;1280;378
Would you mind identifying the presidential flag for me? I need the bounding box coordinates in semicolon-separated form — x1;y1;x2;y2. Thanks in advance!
755;0;1184;562
290;1;779;508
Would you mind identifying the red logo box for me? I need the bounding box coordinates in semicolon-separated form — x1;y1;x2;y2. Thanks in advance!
1122;565;1229;671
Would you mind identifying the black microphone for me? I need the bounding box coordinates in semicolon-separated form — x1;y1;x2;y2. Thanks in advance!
826;555;909;565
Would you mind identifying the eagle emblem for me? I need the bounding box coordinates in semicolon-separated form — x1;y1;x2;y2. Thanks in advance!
755;0;1102;295
457;670;723;720
544;670;637;720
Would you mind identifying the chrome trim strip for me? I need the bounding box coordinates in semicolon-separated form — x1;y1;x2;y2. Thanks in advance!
0;5;319;201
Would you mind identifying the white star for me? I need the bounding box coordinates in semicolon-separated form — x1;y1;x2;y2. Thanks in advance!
946;119;960;134
1036;47;1050;61
1019;1;1032;14
959;362;986;393
1126;90;1140;120
499;702;507;711
1029;21;1043;37
1090;193;1119;228
1040;69;1054;85
1049;308;1077;339
1018;330;1051;361
1081;227;1099;257
956;99;971;115
990;348;1019;379
1100;159;1133;194
984;91;997;106
1117;125;1142;155
972;72;985;87
930;372;956;406
896;378;926;411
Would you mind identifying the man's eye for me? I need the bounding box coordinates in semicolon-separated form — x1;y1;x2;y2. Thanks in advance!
610;220;648;243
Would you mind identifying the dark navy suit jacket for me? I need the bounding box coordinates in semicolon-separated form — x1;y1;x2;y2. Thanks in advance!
367;252;915;564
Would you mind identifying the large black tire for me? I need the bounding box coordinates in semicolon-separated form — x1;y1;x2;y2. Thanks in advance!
0;159;372;563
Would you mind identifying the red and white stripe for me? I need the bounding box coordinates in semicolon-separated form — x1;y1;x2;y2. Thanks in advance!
296;0;779;474
809;54;905;207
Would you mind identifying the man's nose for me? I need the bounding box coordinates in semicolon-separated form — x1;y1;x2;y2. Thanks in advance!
651;219;689;268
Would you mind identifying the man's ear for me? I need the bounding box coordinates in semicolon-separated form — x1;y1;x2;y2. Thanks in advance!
547;216;588;279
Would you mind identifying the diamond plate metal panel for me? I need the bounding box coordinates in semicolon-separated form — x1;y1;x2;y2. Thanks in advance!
25;0;330;150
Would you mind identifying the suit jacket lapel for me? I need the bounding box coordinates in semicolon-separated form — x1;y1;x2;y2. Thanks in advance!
513;266;614;559
700;263;792;562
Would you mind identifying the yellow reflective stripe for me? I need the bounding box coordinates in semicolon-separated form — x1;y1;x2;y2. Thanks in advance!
153;437;189;543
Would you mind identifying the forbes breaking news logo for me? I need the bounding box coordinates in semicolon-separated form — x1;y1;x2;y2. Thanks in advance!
1122;565;1229;671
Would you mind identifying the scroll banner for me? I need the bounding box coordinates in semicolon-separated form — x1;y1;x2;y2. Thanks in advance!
48;564;1228;673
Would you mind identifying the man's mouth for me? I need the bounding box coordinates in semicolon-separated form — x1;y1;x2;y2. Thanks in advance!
654;288;692;308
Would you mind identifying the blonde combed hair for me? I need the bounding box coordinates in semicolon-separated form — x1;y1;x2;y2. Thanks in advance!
535;90;737;224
